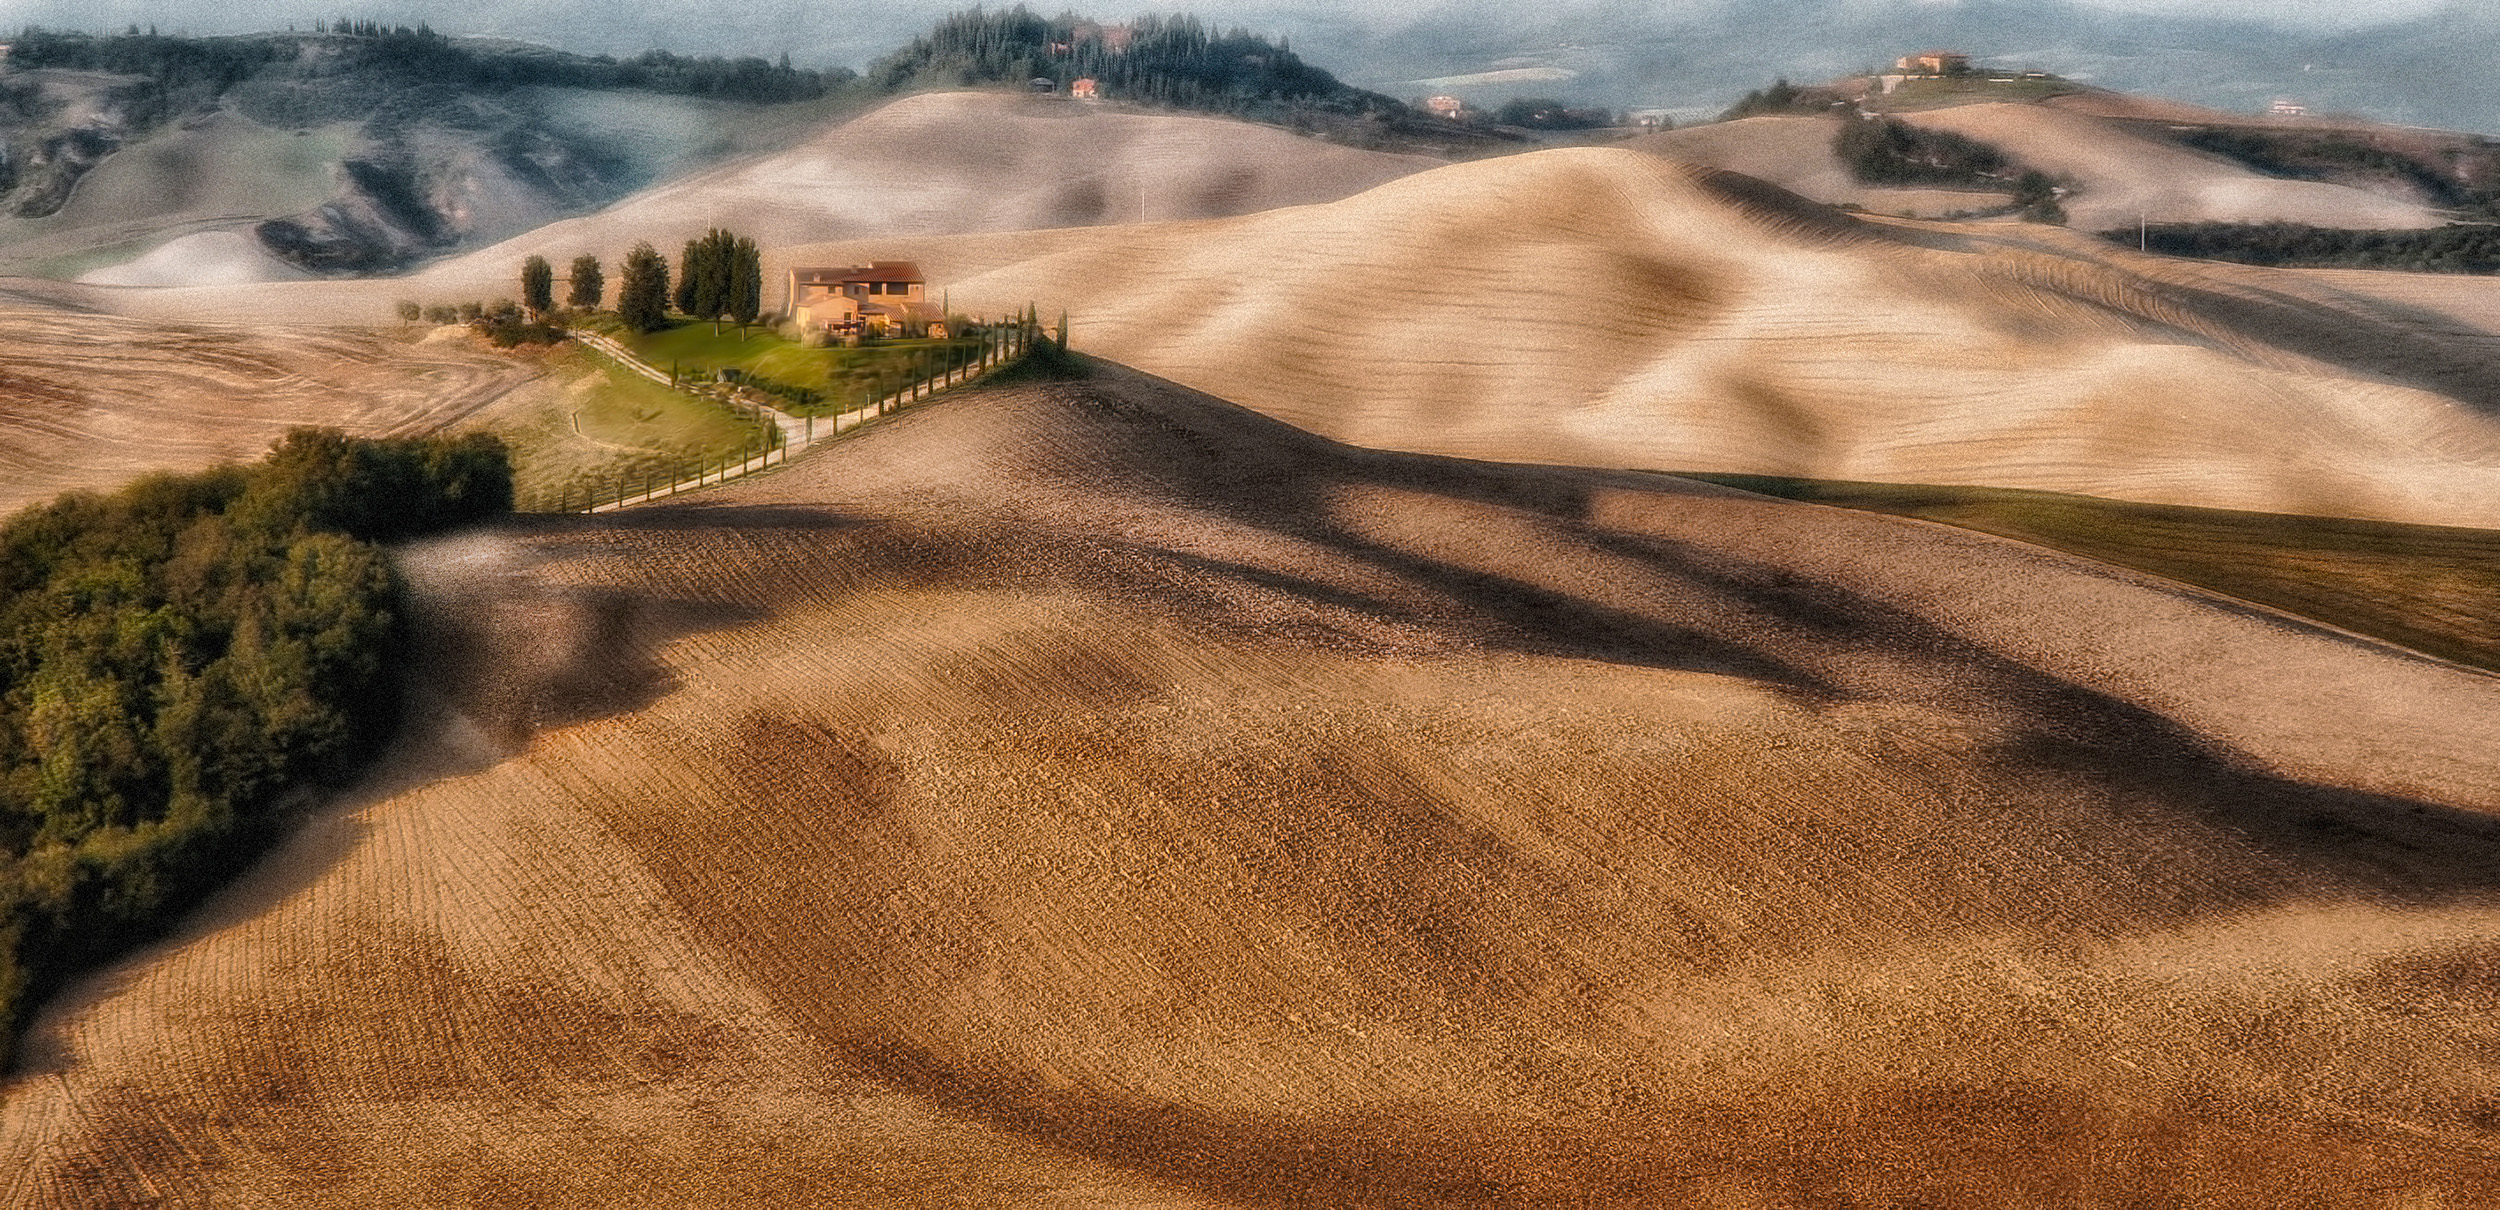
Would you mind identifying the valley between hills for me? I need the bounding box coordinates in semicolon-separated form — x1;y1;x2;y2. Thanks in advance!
7;22;2500;1206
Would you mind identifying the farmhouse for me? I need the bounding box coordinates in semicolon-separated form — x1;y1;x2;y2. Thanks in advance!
787;262;942;337
1895;50;1970;76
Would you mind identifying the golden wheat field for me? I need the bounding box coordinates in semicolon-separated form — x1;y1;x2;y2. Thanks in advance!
8;364;2500;1205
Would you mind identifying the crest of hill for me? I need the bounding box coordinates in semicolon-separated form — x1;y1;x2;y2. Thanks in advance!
412;91;1442;296
1896;103;2446;231
773;146;2500;529
1632;100;2445;231
1625;115;2017;219
10;367;2500;1202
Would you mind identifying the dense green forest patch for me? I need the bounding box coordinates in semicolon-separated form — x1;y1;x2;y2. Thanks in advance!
0;429;511;1067
1671;472;2500;675
5;25;842;108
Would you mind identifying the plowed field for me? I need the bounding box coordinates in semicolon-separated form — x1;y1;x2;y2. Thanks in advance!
0;299;539;516
9;365;2500;1204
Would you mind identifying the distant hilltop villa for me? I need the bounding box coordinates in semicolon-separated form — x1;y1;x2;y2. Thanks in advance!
1870;51;2058;95
1895;50;1970;77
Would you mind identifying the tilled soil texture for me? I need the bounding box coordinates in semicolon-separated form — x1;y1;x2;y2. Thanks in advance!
8;366;2500;1206
0;299;538;515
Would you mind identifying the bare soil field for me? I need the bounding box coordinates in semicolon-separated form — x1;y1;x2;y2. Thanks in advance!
756;149;2500;529
25;148;2500;529
1635;104;2442;232
8;364;2500;1204
1627;115;2017;218
0;297;540;516
412;91;1439;307
1894;103;2445;231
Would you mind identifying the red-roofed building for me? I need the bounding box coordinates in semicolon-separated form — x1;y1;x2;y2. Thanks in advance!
787;261;941;337
1895;50;1970;76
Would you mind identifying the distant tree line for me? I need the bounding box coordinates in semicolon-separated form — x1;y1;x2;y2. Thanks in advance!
7;25;846;105
1718;78;1846;121
865;7;1409;120
0;430;513;1065
1495;97;1613;130
2117;221;2500;273
2170;126;2476;209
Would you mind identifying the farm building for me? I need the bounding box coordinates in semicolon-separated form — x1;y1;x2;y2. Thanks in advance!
787;262;942;337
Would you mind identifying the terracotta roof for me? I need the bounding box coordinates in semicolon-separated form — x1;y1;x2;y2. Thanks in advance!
791;261;924;285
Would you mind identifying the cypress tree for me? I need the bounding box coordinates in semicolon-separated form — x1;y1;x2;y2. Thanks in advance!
566;254;604;309
618;241;670;333
520;255;554;315
730;235;762;330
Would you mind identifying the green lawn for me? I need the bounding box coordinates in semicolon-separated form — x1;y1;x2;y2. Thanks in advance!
483;345;780;510
1869;77;2080;112
616;319;987;417
1668;472;2500;675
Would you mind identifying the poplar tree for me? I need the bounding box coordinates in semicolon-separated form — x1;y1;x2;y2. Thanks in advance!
520;255;554;315
566;254;604;309
730;235;762;330
618;242;670;333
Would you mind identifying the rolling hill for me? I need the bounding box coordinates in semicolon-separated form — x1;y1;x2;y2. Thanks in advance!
8;364;2500;1203
1630;102;2449;230
745;148;2500;530
1623;114;2018;219
28;141;2500;531
413;90;1445;288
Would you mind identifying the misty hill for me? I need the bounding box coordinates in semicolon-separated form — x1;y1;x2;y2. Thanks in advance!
0;26;855;279
863;6;1494;155
10;362;2500;1202
0;11;1500;284
1329;0;2500;137
28;90;1441;308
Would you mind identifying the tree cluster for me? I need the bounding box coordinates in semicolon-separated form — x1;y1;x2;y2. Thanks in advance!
674;230;763;330
1718;78;1845;121
0;430;513;1064
2120;221;2500;273
865;7;1408;121
1495;97;1614;130
6;26;845;107
1835;116;2011;186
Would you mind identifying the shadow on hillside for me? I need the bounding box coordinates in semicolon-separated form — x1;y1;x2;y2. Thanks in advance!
1038;363;2500;906
843;1035;2500;1208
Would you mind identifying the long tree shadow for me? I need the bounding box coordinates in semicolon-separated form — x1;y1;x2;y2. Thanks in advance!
1046;364;2500;905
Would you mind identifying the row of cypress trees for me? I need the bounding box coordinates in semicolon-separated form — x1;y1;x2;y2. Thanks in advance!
675;229;765;332
575;231;760;334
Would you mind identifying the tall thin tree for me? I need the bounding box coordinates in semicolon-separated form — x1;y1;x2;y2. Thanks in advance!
566;254;604;309
618;242;670;333
520;255;554;316
729;235;762;333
